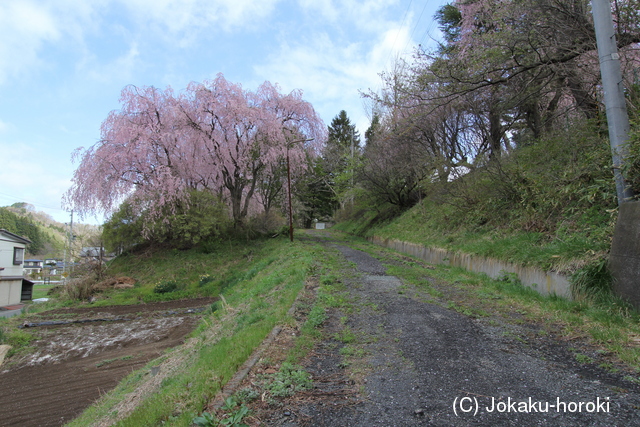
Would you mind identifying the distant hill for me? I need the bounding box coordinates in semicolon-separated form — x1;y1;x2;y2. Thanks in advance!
0;203;100;258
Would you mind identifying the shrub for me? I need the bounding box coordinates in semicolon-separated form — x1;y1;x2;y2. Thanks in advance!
63;275;97;300
260;362;312;398
103;189;231;252
153;280;179;294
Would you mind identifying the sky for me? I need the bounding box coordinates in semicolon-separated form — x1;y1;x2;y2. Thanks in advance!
0;0;447;225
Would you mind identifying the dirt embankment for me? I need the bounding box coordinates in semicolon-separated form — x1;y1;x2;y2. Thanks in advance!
0;298;214;427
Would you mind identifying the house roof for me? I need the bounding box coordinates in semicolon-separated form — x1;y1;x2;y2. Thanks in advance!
80;247;104;257
0;229;32;245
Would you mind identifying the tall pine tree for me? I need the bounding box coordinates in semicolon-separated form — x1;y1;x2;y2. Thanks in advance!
322;110;361;202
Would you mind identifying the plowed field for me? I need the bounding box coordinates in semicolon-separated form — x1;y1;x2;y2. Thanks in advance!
0;298;214;427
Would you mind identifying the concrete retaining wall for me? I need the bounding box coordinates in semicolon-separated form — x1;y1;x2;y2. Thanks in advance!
368;236;572;299
609;200;640;309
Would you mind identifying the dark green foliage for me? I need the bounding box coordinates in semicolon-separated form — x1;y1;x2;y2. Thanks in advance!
433;122;616;238
327;110;360;153
259;362;312;398
338;119;622;274
435;3;462;45
295;159;339;228
101;201;144;254
322;110;361;202
199;274;214;287
571;259;614;303
102;189;230;252
569;258;636;317
0;207;54;254
306;304;327;328
192;411;217;427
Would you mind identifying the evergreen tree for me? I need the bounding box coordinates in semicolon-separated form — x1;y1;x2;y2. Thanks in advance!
322;110;361;201
0;207;48;254
365;113;381;146
295;158;339;228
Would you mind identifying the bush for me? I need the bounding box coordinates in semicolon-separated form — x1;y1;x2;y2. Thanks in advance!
103;189;231;252
63;275;97;300
432;121;616;236
153;280;180;294
260;362;312;398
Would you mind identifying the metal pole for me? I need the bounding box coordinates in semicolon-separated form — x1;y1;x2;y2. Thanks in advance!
592;0;634;204
286;147;294;242
285;137;314;242
69;210;74;275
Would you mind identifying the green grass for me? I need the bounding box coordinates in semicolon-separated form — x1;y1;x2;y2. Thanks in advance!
336;198;609;274
66;236;326;427
336;121;617;275
32;285;56;300
0;327;36;358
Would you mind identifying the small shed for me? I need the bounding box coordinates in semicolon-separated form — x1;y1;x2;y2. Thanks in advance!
21;279;34;301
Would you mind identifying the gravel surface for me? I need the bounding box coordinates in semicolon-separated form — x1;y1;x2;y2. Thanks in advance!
252;235;640;426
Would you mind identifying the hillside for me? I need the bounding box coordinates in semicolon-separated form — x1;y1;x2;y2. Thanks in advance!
334;120;624;303
0;203;100;258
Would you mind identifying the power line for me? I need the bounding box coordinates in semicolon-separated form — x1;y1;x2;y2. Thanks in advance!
385;0;414;70
404;0;432;53
0;191;65;212
418;0;448;49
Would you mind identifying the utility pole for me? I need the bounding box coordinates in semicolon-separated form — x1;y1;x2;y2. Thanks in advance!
63;211;73;282
285;137;314;242
350;128;355;207
592;0;634;204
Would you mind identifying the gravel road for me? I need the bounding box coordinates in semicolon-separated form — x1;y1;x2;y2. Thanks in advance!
252;234;640;426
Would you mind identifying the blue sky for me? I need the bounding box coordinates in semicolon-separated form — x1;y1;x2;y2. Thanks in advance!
0;0;446;225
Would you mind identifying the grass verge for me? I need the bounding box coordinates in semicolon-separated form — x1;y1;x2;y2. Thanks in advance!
65;236;326;427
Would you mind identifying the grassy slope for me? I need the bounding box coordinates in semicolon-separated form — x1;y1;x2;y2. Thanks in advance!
337;123;619;275
65;236;331;427
336;197;615;274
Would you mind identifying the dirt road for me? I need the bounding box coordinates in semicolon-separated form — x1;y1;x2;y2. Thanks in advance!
247;235;640;426
0;298;213;427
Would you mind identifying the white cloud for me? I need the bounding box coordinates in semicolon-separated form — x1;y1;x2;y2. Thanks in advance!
79;42;141;84
253;22;414;134
0;0;281;87
297;0;339;22
0;0;106;85
0;1;61;84
297;0;404;34
118;0;281;40
0;141;71;217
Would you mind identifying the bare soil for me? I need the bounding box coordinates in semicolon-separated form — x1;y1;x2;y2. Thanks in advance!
239;235;640;426
0;297;214;427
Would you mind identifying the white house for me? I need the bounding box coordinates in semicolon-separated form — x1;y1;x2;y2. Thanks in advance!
24;259;44;276
0;229;32;306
